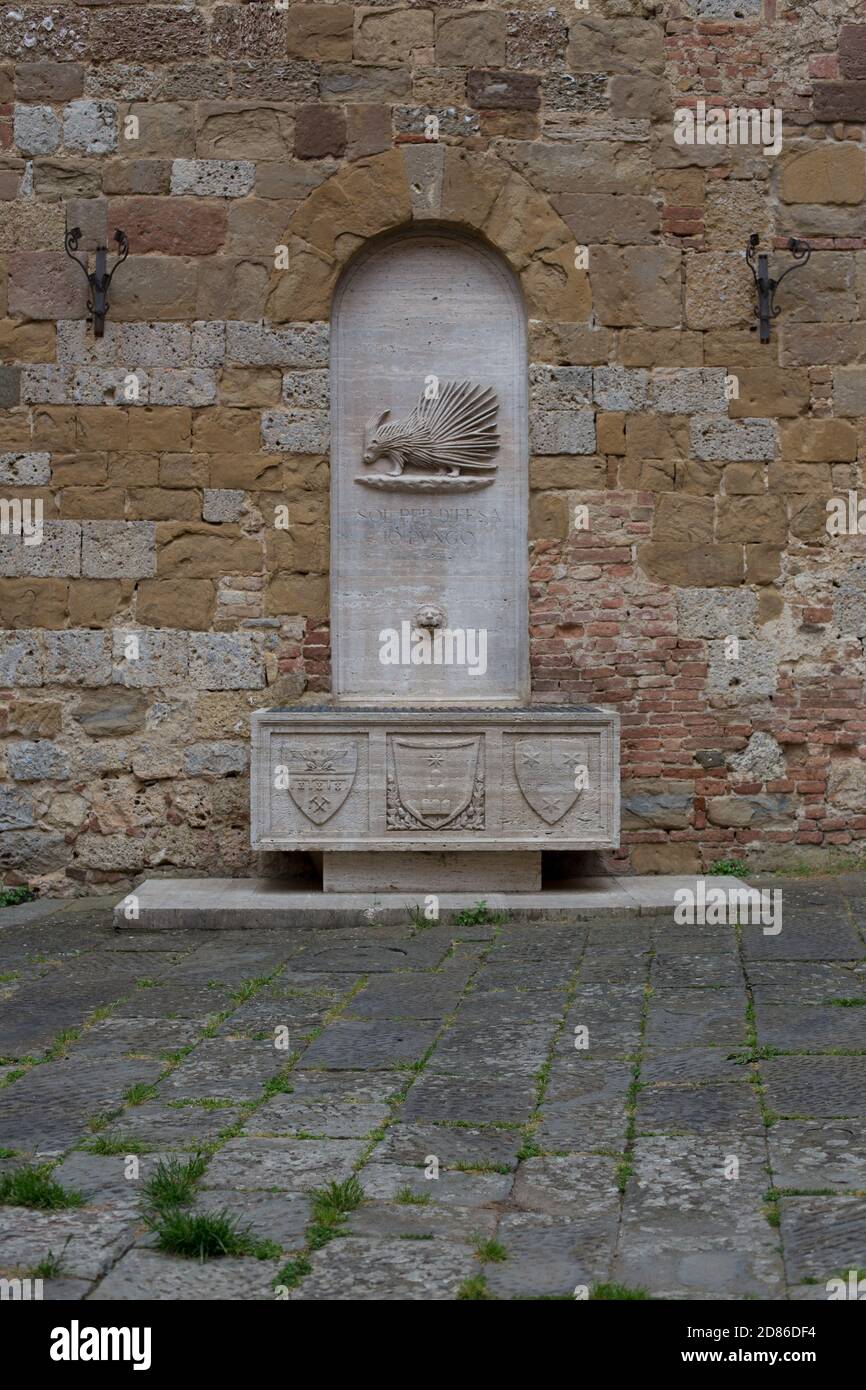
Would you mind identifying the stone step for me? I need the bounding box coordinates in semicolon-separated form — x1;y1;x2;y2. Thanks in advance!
114;875;750;930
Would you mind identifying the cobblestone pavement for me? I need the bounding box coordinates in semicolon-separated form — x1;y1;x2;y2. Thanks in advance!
1;877;865;1301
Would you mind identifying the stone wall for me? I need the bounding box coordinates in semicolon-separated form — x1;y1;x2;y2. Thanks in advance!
1;0;865;892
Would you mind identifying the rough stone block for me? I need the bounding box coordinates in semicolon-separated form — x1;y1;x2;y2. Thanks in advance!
73;687;149;737
677;588;757;639
112;629;189;688
43;629;111;686
183;741;248;776
88;8;208;64
16;61;84;103
0;521;81;579
0;630;43;686
812;82;866;122
528;365;592;409
109;197;227;256
690;417;776;462
210;4;288;61
281;370;329;410
832;366;866;417
13;103;60;154
261;409;329;453
202;489;245;523
652;369;727;414
148;370;217;408
436;12;506;67
354;7;434;64
593;367;649;412
188;633;266;690
467;69;540;111
590;247;680;328
63;99;117;154
781;418;857;462
170;160;255;198
287;6;353;61
779;142;865;205
839;24;866;79
9;252;88;319
226;320;328;367
0;452;50;486
0;787;35;832
529;410;596;455
82;521;156;578
295;104;347;160
0;368;20;408
7;738;70;781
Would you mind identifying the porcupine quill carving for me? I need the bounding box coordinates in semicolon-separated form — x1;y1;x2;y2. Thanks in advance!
357;381;500;492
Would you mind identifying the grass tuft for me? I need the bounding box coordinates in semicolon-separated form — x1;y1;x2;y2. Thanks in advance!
147;1207;278;1260
0;1164;84;1211
141;1153;207;1213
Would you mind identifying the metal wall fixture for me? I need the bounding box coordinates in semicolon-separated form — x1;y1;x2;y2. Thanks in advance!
64;227;130;338
746;234;811;345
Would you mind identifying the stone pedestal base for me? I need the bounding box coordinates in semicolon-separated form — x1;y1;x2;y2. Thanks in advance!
322;850;541;893
251;707;619;887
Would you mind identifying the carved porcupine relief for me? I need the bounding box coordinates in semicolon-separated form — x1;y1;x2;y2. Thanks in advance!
356;380;500;492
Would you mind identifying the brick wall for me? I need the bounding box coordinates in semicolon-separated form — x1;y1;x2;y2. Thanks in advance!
1;0;865;893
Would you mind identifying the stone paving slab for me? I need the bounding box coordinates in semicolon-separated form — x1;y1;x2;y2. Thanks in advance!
636;1082;764;1135
486;1210;618;1298
747;961;866;1005
761;1057;866;1117
612;1231;786;1301
298;1019;440;1070
244;1098;390;1139
755;1002;866;1051
0;1207;138;1281
370;1122;521;1171
767;1120;866;1192
201;1137;365;1192
156;1038;289;1101
287;1236;476;1300
511;1155;620;1219
191;1191;310;1248
346;1201;498;1241
0;879;864;1300
779;1197;866;1283
88;1249;282;1300
358;1163;512;1207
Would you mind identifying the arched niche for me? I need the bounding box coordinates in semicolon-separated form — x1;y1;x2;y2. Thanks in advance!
330;228;529;706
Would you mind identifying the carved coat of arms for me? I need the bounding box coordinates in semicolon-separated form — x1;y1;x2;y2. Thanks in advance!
387;736;485;830
285;742;357;825
514;738;587;826
357;380;499;493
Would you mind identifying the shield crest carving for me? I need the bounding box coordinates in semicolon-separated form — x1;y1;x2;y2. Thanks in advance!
391;737;481;829
514;738;587;825
286;741;358;825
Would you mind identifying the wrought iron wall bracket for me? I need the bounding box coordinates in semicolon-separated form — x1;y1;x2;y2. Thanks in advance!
746;234;811;345
64;227;129;338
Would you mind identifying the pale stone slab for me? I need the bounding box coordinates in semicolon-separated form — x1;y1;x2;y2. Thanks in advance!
331;231;529;705
114;874;725;929
322;850;541;892
251;706;619;854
